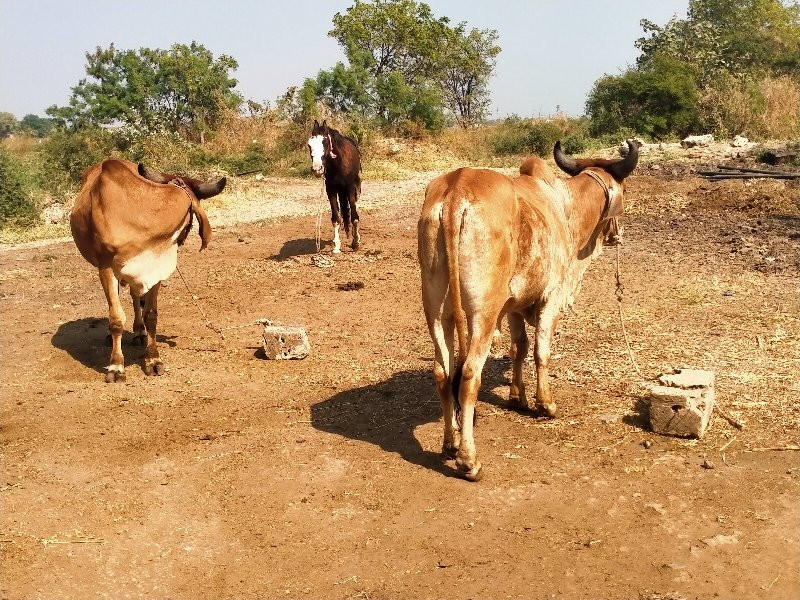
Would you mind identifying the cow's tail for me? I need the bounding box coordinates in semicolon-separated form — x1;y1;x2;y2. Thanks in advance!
442;195;469;417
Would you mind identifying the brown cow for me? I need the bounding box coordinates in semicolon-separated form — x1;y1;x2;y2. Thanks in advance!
418;141;638;480
70;159;225;382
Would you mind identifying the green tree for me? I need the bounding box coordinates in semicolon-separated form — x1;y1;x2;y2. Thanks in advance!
440;26;500;127
0;112;19;139
20;114;55;137
304;0;499;132
47;42;241;142
587;54;703;139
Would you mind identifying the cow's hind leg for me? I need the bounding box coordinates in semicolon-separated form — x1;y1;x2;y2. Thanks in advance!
423;282;460;459
130;289;147;346
99;267;126;383
142;282;164;376
507;312;530;409
454;312;497;481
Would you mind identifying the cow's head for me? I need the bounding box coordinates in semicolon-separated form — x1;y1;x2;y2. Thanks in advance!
137;164;225;251
137;164;226;200
553;140;638;248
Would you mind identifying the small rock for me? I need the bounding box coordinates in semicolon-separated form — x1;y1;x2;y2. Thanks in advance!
731;135;749;147
598;413;619;424
701;459;715;470
263;324;310;360
642;440;653;449
681;134;714;148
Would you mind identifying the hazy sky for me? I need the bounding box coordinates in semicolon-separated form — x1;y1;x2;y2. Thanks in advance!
0;0;689;120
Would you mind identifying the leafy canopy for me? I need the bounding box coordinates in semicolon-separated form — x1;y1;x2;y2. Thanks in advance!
301;0;500;131
47;42;241;141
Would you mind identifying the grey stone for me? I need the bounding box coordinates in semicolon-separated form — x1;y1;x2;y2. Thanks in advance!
680;134;714;148
659;368;715;389
262;324;310;360
649;370;715;438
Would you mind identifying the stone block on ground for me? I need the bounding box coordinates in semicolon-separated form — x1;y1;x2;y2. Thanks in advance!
648;368;715;438
681;134;714;148
262;324;310;360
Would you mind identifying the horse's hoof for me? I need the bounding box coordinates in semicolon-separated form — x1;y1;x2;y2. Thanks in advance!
144;360;164;376
104;367;125;383
332;248;342;254
131;334;147;347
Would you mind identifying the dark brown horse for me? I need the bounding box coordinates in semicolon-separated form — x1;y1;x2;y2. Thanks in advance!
308;119;362;252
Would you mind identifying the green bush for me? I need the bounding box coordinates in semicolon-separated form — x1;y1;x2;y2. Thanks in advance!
39;128;117;192
0;148;38;227
490;116;590;157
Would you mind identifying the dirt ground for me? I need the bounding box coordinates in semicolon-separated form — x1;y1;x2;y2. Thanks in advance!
1;165;799;600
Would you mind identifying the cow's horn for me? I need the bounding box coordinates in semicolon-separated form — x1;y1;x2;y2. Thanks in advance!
138;163;169;184
607;140;639;180
553;141;582;176
194;177;227;200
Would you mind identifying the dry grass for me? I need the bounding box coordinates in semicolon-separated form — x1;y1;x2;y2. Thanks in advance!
704;74;800;139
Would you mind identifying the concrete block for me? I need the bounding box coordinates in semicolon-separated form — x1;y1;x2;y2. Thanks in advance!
262;324;310;360
649;369;715;438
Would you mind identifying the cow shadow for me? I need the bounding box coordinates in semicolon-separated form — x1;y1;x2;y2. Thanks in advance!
272;238;319;260
310;364;511;478
52;317;177;374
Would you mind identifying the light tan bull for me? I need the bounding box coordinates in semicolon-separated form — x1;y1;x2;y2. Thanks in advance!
70;159;225;382
418;141;638;480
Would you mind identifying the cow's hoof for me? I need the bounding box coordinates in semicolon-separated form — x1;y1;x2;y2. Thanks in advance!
442;442;459;460
145;360;164;376
534;403;558;418
131;334;147;346
458;462;483;482
104;367;125;383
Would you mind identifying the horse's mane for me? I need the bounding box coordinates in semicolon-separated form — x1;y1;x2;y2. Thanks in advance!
329;127;360;156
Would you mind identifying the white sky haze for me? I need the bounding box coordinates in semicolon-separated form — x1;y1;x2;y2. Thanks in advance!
0;0;689;120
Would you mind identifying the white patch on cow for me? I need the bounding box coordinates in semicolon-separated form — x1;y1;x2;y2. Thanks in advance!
332;222;341;253
117;228;183;296
308;135;325;177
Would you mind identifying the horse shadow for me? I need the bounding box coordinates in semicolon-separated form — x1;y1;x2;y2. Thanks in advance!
310;361;513;478
52;317;177;375
271;238;319;260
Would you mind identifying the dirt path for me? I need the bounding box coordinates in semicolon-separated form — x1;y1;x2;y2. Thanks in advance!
1;172;799;599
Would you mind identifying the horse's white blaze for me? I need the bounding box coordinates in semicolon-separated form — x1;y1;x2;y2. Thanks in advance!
308;135;325;176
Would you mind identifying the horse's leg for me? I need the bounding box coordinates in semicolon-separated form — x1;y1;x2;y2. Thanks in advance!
328;189;342;254
339;189;352;237
349;183;360;250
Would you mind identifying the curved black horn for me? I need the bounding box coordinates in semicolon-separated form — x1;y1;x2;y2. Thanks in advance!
553;141;582;176
138;163;170;184
607;140;639;181
194;177;227;200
